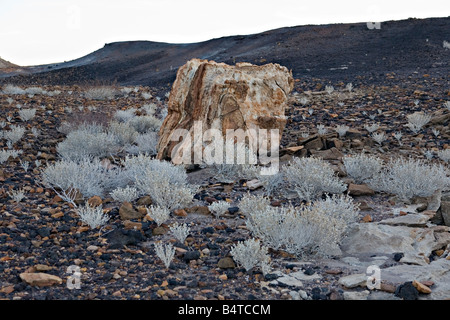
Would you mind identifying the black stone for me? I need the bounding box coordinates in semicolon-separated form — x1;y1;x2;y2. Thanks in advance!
106;228;144;249
304;267;316;275
37;227;51;238
227;207;239;214
201;227;215;234
183;250;201;262
393;252;404;262
395;282;419;300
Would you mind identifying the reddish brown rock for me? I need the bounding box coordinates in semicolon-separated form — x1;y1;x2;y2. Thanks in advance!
348;183;375;196
156;58;294;161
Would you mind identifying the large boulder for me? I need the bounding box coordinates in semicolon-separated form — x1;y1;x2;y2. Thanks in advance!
156;58;294;162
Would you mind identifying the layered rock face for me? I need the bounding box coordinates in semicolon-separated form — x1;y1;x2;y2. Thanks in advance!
156;59;294;162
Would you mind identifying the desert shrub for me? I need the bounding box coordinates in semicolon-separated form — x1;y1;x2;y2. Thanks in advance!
25;86;47;95
113;109;136;123
2;84;26;95
4;125;26;145
76;203;109;229
230;238;271;274
406;112;431;134
110;185;139;203
154;242;175;269
240;193;359;258
41;158;110;202
258;166;284;196
84;86;118;100
126;156;197;210
18;108;37;121
368;157;450;202
208;201;231;218
169;222;190;243
283;157;347;201
107;121;138;146
208;140;259;182
8;188;26;202
127;115;162;133
56;124;121;161
124;132;159;156
343;153;383;184
437;149;450;163
0;149;22;163
146;205;170;226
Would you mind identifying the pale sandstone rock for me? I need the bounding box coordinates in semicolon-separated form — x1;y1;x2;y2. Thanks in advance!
20;272;63;287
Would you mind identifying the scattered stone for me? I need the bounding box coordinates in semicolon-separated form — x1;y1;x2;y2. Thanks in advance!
217;257;236;269
246;179;264;190
34;264;52;272
338;273;367;289
19;272;63;287
343;290;370;300
379;213;431;227
173;209;187;217
348;183;375;196
412;280;432;294
152;226;168;235
136;196;152;206
439;201;450;227
380;282;397;293
87;195;102;207
119;202;144;220
183;251;201;262
274;275;303;288
395;282;419;300
185;206;210;216
106;228;144;249
289;270;322;281
123;220;142;230
310;147;343;160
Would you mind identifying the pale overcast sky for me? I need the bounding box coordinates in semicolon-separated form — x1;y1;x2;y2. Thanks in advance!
1;0;449;66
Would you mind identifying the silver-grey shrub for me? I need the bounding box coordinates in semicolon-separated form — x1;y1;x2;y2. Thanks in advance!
208;200;231;218
110;185;139;203
154;242;175;269
127;115;162;133
240;193;359;258
56;124;121;161
368;157;450;202
41;158;109;202
343;153;383;184
18;108;37;121
4;125;26;144
126;156;197;211
0;149;22;163
169;222;191;243
84;86;118;100
77;203;109;229
283;157;347;201
406;112;432;134
230;238;271;273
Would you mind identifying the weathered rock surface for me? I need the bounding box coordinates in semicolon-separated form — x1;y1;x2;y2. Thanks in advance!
340;221;450;265
157;58;294;161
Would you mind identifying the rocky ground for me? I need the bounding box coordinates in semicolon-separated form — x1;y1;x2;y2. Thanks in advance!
0;71;449;302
